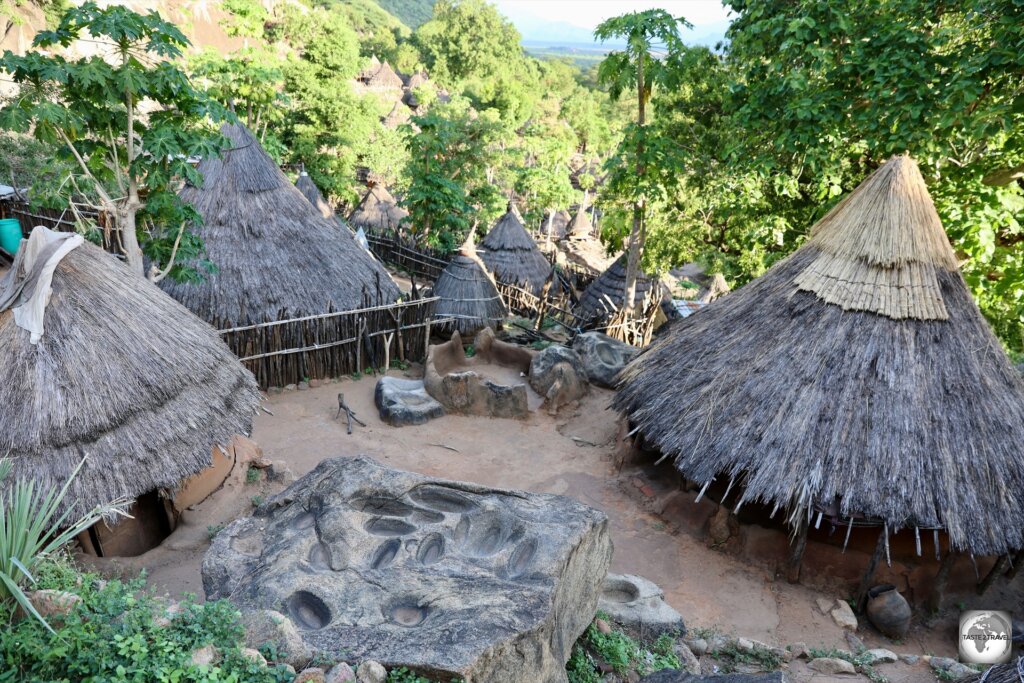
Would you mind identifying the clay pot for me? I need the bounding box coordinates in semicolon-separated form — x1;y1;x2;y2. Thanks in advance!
865;584;912;638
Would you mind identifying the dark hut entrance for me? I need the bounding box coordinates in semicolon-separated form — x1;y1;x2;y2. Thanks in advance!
77;490;175;557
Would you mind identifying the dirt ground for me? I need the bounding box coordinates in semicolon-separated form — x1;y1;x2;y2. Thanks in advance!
118;369;1011;683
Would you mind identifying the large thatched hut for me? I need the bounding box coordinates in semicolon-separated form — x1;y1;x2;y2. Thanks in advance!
1;228;260;556
295;170;333;220
614;156;1024;590
162;124;400;329
433;233;506;336
479;203;552;296
574;254;658;326
348;185;409;234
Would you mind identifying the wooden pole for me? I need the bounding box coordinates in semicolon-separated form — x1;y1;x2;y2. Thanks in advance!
787;515;809;584
977;555;1010;595
1005;548;1024;580
855;529;888;612
927;550;958;613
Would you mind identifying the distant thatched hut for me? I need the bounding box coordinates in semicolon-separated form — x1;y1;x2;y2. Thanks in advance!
479;203;552;296
1;229;260;556
433;234;506;336
541;209;571;242
161;124;400;329
348;185;409;234
295;170;334;221
364;60;404;92
574;254;658;326
559;207;615;276
382;101;412;129
614;156;1024;585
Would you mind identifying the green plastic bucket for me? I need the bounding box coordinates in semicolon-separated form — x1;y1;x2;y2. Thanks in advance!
0;218;22;256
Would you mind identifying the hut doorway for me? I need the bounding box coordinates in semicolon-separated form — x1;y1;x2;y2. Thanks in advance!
77;490;175;558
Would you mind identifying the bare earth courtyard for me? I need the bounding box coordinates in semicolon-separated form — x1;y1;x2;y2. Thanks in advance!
89;368;1007;683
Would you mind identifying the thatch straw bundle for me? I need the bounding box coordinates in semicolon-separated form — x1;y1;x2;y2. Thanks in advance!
479;203;552;295
348;185;409;234
161;124;400;328
295;171;333;220
575;254;655;325
614;156;1024;556
1;240;260;517
433;235;506;336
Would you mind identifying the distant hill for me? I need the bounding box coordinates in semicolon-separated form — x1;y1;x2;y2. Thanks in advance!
373;0;435;29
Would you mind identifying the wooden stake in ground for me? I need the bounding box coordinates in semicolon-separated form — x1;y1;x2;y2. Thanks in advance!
928;550;958;613
335;393;366;434
787;515;809;584
855;529;888;612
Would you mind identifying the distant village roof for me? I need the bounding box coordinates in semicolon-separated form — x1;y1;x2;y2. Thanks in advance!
348;185;408;233
382;101;412;129
478;203;553;296
364;60;404;90
295;171;334;221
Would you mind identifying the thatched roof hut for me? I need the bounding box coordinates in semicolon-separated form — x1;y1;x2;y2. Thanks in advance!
1;231;260;518
614;156;1024;557
365;61;404;91
574;254;657;325
567;207;596;240
559;207;615;275
295;170;334;221
541;209;571;241
433;233;506;336
479;203;552;295
348;185;409;234
382;101;412;129
161;124;400;328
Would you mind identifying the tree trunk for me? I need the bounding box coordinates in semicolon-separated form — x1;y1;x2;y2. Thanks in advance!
121;84;145;278
545;208;555;247
623;54;646;315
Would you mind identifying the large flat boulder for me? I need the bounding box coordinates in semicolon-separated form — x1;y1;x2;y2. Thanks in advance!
572;332;638;389
528;345;589;414
203;456;612;683
374;377;445;427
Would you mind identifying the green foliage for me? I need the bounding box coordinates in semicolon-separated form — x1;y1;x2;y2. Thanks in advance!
206;524;225;540
374;0;435;29
245;466;261;485
0;561;293;682
0;459;126;633
189;47;286;133
710;640;783;674
221;0;267;39
567;616;679;681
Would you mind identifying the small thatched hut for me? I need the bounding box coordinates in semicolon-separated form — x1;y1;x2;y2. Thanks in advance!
348;185;409;234
433;233;506;336
161;124;400;329
574;254;657;325
1;228;260;555
614;156;1024;574
382;101;412;129
479;203;553;296
559;207;615;275
295;170;334;221
541;209;571;241
364;60;404;92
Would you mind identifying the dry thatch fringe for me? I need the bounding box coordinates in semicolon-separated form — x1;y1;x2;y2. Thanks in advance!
614;157;1024;557
161;124;400;328
433;237;506;336
575;254;655;326
965;657;1023;683
295;171;334;221
1;242;260;518
794;155;956;320
479;204;553;296
349;185;409;234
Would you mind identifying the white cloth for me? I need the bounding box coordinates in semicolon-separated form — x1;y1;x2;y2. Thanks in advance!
10;226;83;344
354;226;369;252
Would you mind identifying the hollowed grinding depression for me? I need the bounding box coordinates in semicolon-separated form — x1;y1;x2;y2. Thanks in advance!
409;485;478;513
385;598;431;627
602;577;641;604
370;538;402;569
285;591;331;630
364;517;417;536
351;495;418;517
416;533;445;565
506;537;537;578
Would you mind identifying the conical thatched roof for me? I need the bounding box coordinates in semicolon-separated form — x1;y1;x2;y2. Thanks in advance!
295;171;334;220
574;254;656;325
560;207;614;275
161;124;400;328
567;207;596;239
542;209;571;241
365;60;404;90
434;234;506;336
1;235;260;517
479;203;552;295
348;185;409;233
382;101;411;129
614;156;1024;556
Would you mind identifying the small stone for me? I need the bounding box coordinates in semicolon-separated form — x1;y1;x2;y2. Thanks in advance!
900;654;920;665
356;660;387;683
790;642;810;659
845;631;867;653
326;663;356;683
672;640;701;675
815;597;835;614
736;637;755;652
294;668;327;683
864;648;898;664
770;647;789;662
240;609;312;669
595;618;612;634
808;657;856;675
284;384;297;391
297;381;309;391
706;633;730;653
16;589;82;623
309;379;322;388
683;638;707;657
831;601;859;630
190;645;218;667
929;657;958;671
930;659;975;680
241;648;267;666
282;665;296;676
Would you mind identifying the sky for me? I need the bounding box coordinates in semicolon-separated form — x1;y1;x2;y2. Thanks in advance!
492;1;734;45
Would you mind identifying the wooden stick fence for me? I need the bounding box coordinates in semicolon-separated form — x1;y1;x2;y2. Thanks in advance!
364;232;450;281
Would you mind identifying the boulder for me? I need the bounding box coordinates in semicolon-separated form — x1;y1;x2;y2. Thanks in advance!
640;672;786;683
374;377;445;427
672;640;701;675
356;661;386;683
294;668;326;683
597;574;686;637
239;609;313;669
808;658;856;675
241;648;267;666
15;589;82;624
326;663;356;683
528;345;589;414
190;645;219;667
830;601;858;630
203;455;612;683
572;332;638;389
864;649;898;664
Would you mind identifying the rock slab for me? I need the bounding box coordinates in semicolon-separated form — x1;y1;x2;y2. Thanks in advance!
374;377;445;427
809;657;856;675
572;332;638;388
528;345;589;414
203;455;612;683
598;574;686;637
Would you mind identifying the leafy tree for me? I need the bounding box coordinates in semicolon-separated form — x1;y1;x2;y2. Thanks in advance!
0;2;228;281
220;0;267;40
402;102;505;249
376;0;436;29
594;10;689;312
189;47;286;135
514;111;576;245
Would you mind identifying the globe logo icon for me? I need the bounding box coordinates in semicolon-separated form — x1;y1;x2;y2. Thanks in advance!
959;610;1013;664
